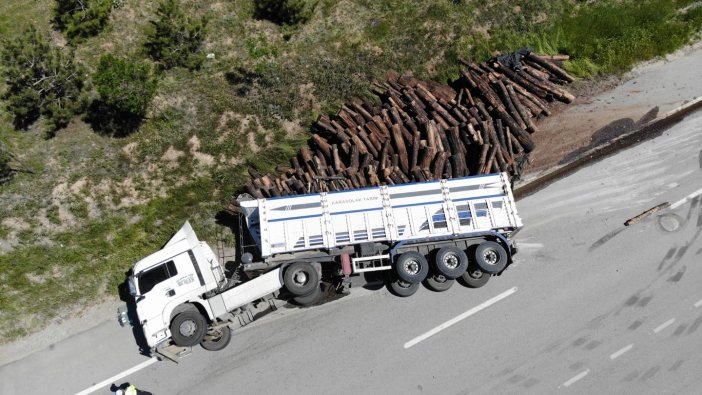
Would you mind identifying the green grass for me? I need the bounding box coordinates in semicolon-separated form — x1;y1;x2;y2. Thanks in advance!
482;0;702;77
1;0;702;341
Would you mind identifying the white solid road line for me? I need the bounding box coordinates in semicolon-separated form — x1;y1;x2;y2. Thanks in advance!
74;357;158;395
403;287;518;349
609;344;634;360
653;318;676;334
670;187;702;209
694;299;702;308
562;369;589;388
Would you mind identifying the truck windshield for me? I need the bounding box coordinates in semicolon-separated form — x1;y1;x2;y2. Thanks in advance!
137;260;177;294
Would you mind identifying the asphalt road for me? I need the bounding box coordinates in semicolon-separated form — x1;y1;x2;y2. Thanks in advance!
2;111;702;395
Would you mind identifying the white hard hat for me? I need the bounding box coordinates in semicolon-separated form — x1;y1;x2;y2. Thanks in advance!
116;390;124;395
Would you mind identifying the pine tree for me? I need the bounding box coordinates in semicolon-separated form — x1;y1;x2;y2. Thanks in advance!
94;54;156;117
144;0;209;70
0;26;88;135
53;0;114;44
87;54;157;135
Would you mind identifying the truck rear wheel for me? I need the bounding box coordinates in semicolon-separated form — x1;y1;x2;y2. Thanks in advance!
425;274;455;292
201;326;232;351
171;310;207;347
293;283;322;306
284;262;319;296
387;277;420;297
394;251;429;284
459;266;490;288
474;241;508;274
434;246;468;279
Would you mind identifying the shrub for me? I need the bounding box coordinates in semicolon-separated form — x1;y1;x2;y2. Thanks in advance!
144;0;209;70
87;54;157;135
0;26;88;136
53;0;114;44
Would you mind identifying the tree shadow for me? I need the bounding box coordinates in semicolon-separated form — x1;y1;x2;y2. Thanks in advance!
84;100;143;138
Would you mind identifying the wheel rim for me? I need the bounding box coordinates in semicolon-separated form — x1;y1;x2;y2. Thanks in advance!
434;274;448;283
482;249;499;266
179;320;197;337
404;259;421;275
205;329;224;343
468;269;483;279
397;280;413;289
443;254;460;269
293;270;308;285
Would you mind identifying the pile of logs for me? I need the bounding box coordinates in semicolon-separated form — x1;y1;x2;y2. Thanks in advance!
243;51;575;198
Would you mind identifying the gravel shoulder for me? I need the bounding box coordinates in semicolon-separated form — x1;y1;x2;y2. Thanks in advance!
2;40;702;368
526;40;702;175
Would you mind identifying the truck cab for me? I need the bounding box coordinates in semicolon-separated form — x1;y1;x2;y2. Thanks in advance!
128;222;224;348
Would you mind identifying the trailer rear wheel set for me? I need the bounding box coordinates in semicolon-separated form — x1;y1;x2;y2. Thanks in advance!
276;239;503;299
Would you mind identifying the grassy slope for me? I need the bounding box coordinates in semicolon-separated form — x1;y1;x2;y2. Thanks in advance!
0;0;701;341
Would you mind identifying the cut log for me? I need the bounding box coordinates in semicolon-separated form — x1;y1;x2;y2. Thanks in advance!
527;53;574;83
390;124;410;174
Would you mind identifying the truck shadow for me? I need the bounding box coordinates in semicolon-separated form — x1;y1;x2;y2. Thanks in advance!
117;276;152;357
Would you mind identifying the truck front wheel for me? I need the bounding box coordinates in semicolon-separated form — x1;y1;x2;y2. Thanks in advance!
284;262;319;296
201;326;232;351
171;310;207;347
394;252;429;284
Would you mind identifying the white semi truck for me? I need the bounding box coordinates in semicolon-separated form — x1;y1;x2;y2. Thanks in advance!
122;172;522;359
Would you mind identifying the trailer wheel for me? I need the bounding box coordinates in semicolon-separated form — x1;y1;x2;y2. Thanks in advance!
474;241;508;274
201;326;232;351
170;310;207;347
425;274;455;292
394;252;429;284
293;283;322;306
434;246;469;279
387;277;420;297
284;262;319;296
458;266;490;288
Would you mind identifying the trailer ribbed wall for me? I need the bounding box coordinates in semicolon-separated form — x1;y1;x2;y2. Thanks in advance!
238;172;522;257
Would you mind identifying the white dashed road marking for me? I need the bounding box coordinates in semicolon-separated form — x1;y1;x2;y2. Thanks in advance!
404;287;518;349
694;299;702;308
653;318;676;334
609;344;634;360
74;357;158;395
562;369;589;388
670;187;702;209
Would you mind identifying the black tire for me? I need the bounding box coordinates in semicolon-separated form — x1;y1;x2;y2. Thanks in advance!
474;241;508;274
458;266;491;288
387;277;421;297
394;251;429;284
201;326;232;351
170;310;207;347
425;274;455;292
284;262;319;296
293;283;322;306
434;246;469;279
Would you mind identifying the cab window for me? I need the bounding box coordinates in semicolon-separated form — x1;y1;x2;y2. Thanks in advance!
138;260;177;294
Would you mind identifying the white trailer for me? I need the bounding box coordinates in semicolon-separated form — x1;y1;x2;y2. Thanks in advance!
123;173;522;359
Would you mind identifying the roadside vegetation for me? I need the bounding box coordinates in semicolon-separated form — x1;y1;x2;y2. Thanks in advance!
1;0;701;341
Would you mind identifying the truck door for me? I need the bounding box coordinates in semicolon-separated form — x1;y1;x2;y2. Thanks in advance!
135;259;180;331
